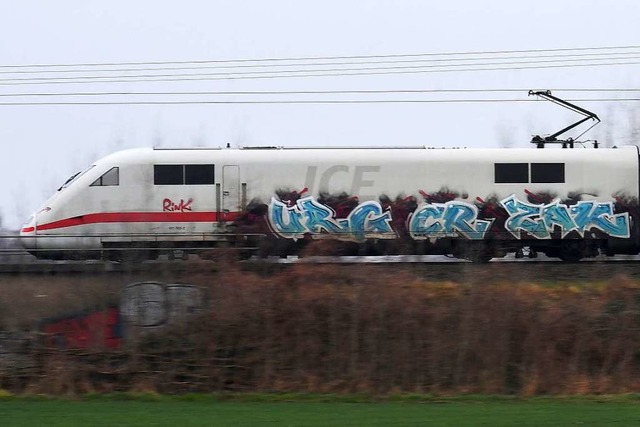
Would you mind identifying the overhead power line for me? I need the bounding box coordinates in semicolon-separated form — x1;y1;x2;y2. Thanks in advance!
2;50;640;75
2;55;640;83
1;44;640;69
1;88;640;98
1;59;640;86
0;98;638;106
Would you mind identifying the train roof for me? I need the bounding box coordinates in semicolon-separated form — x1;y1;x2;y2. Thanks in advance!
92;145;640;167
153;145;638;151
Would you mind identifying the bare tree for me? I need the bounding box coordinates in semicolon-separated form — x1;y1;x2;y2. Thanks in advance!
495;121;516;148
192;122;207;148
625;104;640;147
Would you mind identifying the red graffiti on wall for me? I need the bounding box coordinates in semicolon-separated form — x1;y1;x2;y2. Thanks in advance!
163;198;193;212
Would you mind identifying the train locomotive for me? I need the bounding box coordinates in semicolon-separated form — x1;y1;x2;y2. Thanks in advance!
20;144;640;262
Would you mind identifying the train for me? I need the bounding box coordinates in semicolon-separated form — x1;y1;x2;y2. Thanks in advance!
20;144;640;262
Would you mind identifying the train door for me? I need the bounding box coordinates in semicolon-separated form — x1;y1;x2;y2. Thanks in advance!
222;165;240;221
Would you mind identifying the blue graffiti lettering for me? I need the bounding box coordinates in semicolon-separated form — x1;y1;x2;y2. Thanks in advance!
297;198;344;234
409;201;493;240
542;202;578;237
500;196;630;239
502;195;549;239
571;201;629;237
268;198;307;240
268;196;394;241
407;205;445;237
269;194;630;242
346;201;394;241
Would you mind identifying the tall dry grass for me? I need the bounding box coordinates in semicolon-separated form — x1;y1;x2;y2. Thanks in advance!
2;263;640;395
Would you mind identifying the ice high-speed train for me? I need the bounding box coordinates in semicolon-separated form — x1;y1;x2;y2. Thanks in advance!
20;145;640;262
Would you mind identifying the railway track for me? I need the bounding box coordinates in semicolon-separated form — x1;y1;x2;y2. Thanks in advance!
1;251;640;282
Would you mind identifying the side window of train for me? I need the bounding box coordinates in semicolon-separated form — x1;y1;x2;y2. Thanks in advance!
494;163;528;184
154;165;184;185
185;165;215;185
154;164;216;185
90;167;119;187
531;163;565;183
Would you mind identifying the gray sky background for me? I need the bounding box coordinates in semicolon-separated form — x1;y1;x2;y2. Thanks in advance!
1;0;640;229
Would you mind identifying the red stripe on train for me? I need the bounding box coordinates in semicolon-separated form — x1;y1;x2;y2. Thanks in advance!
24;211;242;232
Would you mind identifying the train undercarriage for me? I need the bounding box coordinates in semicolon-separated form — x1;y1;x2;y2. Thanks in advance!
25;231;639;264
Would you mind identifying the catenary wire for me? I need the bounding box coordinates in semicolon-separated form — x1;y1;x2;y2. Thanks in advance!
3;55;640;84
0;98;638;106
1;89;640;98
1;44;640;69
2;51;640;75
2;59;640;86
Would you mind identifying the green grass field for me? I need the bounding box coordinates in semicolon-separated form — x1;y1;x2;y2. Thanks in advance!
1;396;639;427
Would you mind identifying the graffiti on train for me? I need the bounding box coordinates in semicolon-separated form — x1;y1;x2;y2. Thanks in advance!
408;201;493;240
267;194;631;240
163;198;193;212
501;195;630;239
268;196;395;241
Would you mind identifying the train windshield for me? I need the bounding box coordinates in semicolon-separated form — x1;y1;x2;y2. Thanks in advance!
58;165;95;191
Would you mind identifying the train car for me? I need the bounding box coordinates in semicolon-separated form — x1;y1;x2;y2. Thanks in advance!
20;145;640;262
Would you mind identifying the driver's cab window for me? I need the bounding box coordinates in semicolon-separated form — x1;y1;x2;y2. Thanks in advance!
90;167;119;187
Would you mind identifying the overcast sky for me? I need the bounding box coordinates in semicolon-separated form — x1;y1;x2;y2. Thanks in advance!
1;0;640;229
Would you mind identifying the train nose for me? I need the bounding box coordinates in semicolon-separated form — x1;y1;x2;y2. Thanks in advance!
20;214;37;250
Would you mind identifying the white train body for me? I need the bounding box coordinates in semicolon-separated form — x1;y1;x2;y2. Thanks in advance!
20;146;640;261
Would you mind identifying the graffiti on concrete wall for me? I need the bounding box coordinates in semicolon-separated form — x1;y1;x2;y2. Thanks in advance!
40;306;122;350
120;281;206;329
9;282;206;353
